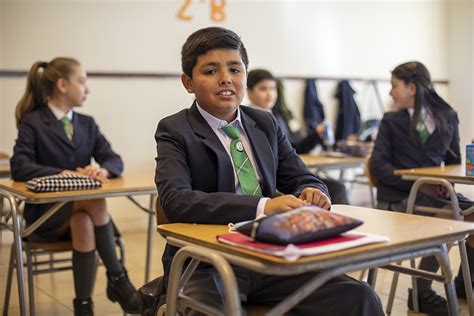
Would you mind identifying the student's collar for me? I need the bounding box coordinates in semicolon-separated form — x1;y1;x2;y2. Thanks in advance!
48;102;73;121
196;102;243;130
407;106;427;118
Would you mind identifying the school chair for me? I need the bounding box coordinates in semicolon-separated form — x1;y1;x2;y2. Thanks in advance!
155;197;271;316
0;150;10;214
385;177;474;315
2;205;126;316
364;155;377;208
0;151;9;160
345;149;376;208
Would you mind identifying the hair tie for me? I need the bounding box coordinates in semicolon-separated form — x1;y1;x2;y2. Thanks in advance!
41;62;48;68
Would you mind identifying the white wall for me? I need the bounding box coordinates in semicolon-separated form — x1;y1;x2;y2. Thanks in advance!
447;0;474;149
0;0;4;151
1;0;464;231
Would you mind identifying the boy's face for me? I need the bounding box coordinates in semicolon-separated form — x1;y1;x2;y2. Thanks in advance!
181;48;247;122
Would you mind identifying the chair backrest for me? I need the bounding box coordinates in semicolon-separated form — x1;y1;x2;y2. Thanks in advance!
155;196;169;226
364;155;377;187
0;151;9;160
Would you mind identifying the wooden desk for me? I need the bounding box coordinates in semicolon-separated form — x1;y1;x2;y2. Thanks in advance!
0;174;157;315
158;205;474;316
299;154;365;170
395;164;474;185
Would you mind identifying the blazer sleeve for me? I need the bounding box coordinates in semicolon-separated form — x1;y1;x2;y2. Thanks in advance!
91;119;123;178
10;119;63;181
291;129;321;154
369;114;412;193
155;118;261;224
445;113;461;165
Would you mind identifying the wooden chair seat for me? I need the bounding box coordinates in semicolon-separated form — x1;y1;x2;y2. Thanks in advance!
26;240;73;252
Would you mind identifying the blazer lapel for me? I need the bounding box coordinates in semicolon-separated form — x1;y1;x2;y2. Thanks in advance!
188;103;235;192
240;109;275;195
72;113;85;148
40;106;74;148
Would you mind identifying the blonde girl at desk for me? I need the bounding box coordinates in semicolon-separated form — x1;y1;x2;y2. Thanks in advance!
11;57;140;315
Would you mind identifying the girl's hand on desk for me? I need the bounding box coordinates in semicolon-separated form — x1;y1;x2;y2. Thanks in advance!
76;165;109;183
299;188;331;210
264;195;307;215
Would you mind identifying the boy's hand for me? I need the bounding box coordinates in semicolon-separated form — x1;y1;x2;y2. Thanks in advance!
264;195;307;215
76;165;109;183
299;188;331;210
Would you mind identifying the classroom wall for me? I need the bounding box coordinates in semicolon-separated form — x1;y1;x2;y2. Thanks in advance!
0;0;4;150
447;1;474;148
1;0;470;231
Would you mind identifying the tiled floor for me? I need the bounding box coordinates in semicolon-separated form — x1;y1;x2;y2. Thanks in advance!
1;179;472;315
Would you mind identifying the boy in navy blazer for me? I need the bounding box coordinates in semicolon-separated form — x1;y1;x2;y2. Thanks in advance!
155;27;383;315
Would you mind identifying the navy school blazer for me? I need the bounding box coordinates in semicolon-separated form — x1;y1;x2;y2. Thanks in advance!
155;103;328;224
155;103;329;284
10;106;123;224
369;109;460;203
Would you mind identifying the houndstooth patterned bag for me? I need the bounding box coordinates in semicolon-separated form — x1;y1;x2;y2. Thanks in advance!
26;174;102;192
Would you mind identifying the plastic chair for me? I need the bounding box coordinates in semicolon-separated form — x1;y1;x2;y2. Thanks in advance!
2;207;125;316
385;177;474;315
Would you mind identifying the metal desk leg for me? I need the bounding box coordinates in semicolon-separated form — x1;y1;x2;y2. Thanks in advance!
5;192;27;316
367;268;378;288
459;239;474;315
437;243;460;316
166;245;241;316
145;194;156;283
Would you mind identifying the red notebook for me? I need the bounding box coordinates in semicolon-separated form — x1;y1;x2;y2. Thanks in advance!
217;231;389;262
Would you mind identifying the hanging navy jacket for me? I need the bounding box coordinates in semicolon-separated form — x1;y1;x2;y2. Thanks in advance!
335;80;361;140
303;79;325;131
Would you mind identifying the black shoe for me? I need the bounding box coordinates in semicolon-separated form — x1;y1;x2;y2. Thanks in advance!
407;288;448;316
73;297;94;316
106;271;141;314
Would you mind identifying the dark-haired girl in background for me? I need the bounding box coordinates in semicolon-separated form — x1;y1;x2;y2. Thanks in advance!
370;61;473;315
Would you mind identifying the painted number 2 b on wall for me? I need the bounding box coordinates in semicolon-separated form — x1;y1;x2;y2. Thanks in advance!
177;0;226;22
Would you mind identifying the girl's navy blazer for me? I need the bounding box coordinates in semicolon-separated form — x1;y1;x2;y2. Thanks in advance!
10;105;123;224
11;106;123;181
370;108;460;203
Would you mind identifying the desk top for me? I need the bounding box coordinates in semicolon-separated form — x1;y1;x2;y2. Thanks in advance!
395;164;474;184
299;154;365;169
0;173;156;203
158;204;474;267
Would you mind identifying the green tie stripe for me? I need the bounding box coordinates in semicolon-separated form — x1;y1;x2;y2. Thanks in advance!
221;125;262;196
416;116;430;144
60;117;73;140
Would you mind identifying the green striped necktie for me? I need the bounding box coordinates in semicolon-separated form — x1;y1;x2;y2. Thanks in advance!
60;117;74;140
221;125;262;196
416;115;430;144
